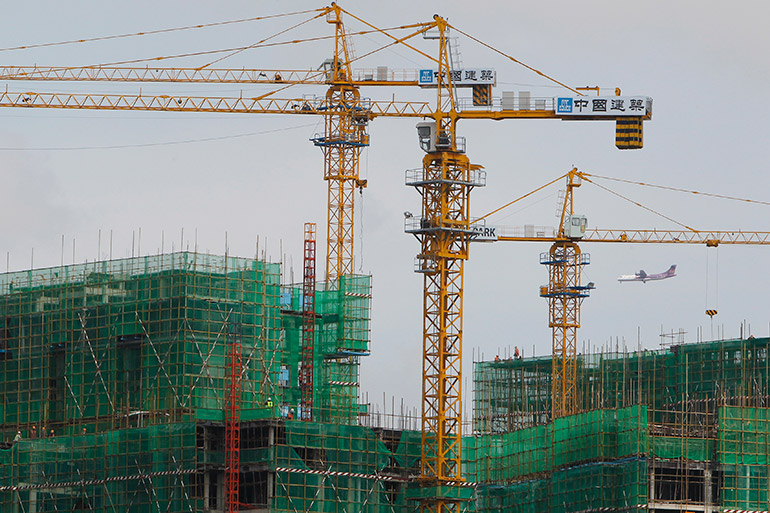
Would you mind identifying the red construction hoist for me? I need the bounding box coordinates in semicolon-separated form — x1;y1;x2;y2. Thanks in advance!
300;223;317;421
225;322;243;513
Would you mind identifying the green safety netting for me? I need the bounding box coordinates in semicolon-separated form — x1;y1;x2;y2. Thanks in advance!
718;406;770;509
270;422;423;513
469;406;648;483
474;338;770;433
0;252;371;433
0;422;197;512
0;252;380;513
721;463;770;508
472;338;770;513
469;406;649;512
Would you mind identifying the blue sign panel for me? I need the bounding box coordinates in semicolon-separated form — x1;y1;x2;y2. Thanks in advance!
557;97;573;113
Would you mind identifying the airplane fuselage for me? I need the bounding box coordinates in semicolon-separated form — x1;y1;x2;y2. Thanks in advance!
618;265;677;283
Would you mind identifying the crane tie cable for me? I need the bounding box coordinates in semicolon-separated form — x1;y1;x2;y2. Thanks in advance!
72;38;336;69
474;170;572;223
580;175;697;232
584;173;770;206
0;9;323;53
337;6;439;65
478;169;704;233
346;23;436;67
0;122;320;151
197;10;327;70
447;24;582;96
64;24;427;71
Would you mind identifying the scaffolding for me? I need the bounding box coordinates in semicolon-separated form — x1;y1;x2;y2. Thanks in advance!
0;251;410;513
5;249;770;512
472;337;770;513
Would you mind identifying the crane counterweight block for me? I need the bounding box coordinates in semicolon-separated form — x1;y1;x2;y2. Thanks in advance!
615;117;644;149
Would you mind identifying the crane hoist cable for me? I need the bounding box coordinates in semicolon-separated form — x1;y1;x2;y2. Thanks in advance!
705;246;719;310
705;246;720;340
357;146;369;275
0;9;324;53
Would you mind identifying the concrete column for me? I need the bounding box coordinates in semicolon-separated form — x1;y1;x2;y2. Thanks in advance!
648;462;655;504
268;425;276;508
704;466;713;512
203;471;210;511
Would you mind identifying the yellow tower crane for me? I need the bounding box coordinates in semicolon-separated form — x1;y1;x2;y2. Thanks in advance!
401;17;650;513
481;167;770;418
314;5;369;284
0;7;653;513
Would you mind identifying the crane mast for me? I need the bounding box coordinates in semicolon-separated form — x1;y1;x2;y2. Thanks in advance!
539;169;591;418
406;16;477;513
314;4;369;285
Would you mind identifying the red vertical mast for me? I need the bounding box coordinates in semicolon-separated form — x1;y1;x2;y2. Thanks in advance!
225;322;242;513
300;223;317;420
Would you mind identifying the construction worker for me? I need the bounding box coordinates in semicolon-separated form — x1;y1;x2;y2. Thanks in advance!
266;397;273;408
13;431;21;443
288;408;295;420
30;425;37;439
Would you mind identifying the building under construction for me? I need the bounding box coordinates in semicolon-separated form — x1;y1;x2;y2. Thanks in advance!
471;337;770;513
0;251;769;512
0;252;427;512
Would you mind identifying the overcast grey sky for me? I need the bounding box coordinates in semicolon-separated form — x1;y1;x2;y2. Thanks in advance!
1;1;769;413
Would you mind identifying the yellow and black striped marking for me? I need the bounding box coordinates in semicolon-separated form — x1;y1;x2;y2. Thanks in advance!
706;309;718;317
616;117;644;149
473;84;492;106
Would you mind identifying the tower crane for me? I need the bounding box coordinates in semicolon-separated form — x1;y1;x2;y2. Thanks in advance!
400;17;650;513
478;167;770;419
0;6;653;513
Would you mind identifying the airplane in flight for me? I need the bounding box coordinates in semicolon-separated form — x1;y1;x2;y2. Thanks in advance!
618;265;677;283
